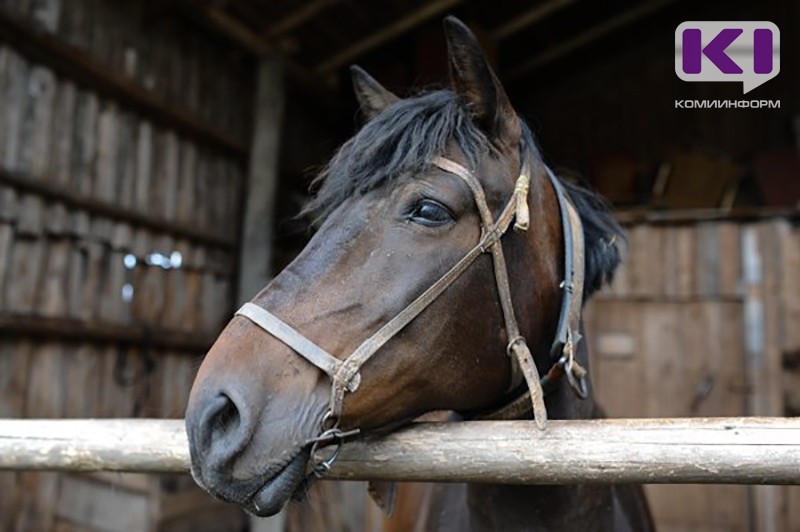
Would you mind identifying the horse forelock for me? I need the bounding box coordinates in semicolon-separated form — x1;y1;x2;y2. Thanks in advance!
303;89;493;224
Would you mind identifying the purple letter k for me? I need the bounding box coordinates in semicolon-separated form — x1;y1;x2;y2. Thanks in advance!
683;28;743;74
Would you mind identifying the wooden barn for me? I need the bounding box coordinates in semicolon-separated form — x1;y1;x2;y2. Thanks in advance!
0;0;797;531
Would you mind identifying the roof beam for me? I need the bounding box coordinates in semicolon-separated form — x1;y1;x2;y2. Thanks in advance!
490;0;577;41
264;0;341;38
506;0;676;80
315;0;463;74
172;0;326;94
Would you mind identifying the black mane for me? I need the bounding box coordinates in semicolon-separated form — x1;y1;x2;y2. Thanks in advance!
303;90;490;223
305;89;624;298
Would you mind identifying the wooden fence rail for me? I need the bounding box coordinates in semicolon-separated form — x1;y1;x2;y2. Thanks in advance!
2;418;799;484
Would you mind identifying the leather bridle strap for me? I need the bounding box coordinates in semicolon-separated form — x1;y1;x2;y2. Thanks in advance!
476;166;587;422
431;156;547;428
234;154;585;436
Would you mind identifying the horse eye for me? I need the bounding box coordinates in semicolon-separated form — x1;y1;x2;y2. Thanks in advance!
409;199;454;226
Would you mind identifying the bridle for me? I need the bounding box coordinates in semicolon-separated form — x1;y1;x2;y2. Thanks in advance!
234;152;587;477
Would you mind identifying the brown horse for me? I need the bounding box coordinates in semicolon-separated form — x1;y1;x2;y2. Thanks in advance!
185;17;653;531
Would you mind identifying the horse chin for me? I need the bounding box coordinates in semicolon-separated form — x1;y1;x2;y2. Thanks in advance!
247;449;311;517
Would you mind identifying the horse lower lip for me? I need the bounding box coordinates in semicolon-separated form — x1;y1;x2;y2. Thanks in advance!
250;452;309;516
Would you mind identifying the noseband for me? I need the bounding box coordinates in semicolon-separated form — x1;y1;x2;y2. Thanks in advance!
234;154;586;473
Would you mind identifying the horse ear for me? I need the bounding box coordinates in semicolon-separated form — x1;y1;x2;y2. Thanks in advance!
442;16;520;146
350;65;400;120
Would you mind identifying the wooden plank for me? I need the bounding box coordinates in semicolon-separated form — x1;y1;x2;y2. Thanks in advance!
61;345;102;418
37;235;70;317
175;141;196;225
16;340;65;531
0;418;799;485
16;191;43;236
0;315;215;352
94;101;119;201
626;224;651;297
18;65;56;176
0;222;12;310
0;5;248;157
752;221;791;532
695;222;721;297
1;46;27;169
55;474;148;532
133;119;153;211
238;57;283;304
0;168;234;248
674;225;696;297
717;222;741;297
71;90;98;196
3;234;45;313
50;79;76;186
584;300;646;418
115;110;137;208
0;47;7;165
158;131;179;220
0;339;30;531
615;208;800;226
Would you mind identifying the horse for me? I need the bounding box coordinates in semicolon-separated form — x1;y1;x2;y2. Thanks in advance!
185;16;654;531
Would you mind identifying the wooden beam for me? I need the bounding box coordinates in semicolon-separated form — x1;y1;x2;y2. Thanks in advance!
0;169;234;249
0;314;216;352
0;6;248;158
614;207;800;226
2;418;799;485
236;58;285;304
264;0;341;38
506;0;676;80
315;0;463;74
490;0;576;40
173;0;323;92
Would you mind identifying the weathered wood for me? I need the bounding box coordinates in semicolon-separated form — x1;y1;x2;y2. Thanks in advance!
1;47;28;170
0;168;234;248
615;207;800;226
18;65;56;176
71;89;98;195
0;314;215;352
0;418;798;485
0;5;248;157
238;57;283;303
50;80;76;186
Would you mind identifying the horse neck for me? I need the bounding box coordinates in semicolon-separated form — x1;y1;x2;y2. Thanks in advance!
460;327;606;531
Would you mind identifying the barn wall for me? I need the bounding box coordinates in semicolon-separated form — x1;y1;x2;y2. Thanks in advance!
0;1;253;530
584;216;800;531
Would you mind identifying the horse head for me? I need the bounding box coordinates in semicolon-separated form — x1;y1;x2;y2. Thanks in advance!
185;16;622;517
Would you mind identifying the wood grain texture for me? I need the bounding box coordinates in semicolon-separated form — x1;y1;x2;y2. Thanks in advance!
0;418;798;485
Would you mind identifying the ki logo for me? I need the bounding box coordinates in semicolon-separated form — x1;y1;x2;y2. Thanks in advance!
675;21;780;94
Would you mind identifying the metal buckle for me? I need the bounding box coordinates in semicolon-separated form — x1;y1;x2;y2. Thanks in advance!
558;332;588;399
304;411;360;479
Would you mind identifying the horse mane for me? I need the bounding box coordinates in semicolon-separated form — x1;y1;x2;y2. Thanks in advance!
303;89;491;223
305;89;624;298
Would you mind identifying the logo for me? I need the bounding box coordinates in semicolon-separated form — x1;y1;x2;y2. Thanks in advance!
675;21;779;94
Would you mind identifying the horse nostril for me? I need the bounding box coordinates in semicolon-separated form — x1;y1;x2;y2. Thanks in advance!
214;393;241;436
193;392;249;460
